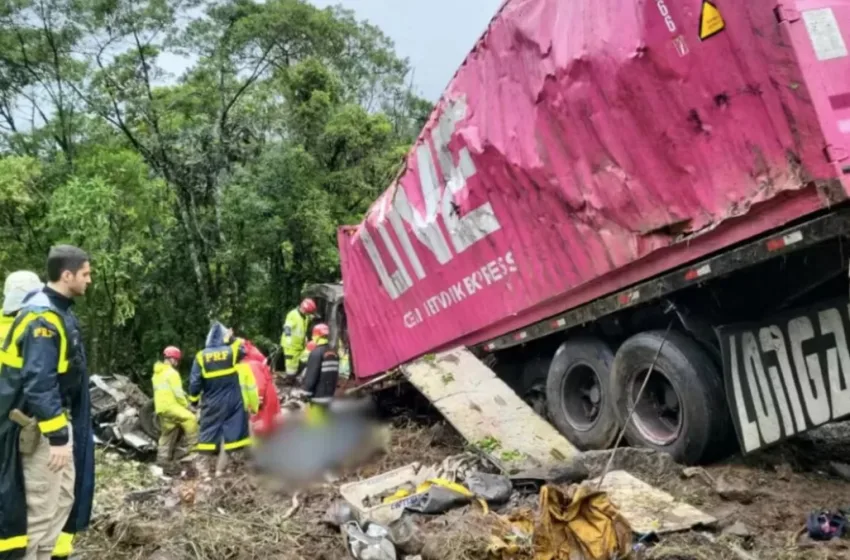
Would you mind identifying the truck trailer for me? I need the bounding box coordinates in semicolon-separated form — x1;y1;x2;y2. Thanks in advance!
336;0;850;464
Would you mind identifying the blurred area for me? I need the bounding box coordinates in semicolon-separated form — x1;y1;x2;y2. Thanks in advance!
252;393;386;488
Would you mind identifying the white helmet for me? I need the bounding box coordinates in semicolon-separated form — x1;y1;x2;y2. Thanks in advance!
3;271;43;315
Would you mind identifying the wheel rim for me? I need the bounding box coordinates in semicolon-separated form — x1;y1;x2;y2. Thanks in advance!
559;363;602;431
629;368;682;446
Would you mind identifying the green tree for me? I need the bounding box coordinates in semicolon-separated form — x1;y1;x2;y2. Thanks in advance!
0;0;432;379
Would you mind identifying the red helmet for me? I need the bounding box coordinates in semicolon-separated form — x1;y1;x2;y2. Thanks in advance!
312;323;329;338
300;298;317;314
163;346;182;360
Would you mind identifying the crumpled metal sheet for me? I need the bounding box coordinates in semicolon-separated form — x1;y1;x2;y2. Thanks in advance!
339;0;850;378
90;374;157;453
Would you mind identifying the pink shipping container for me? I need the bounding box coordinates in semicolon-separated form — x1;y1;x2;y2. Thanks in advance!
338;0;850;379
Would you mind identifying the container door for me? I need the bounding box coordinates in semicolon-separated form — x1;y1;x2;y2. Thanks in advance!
784;0;850;180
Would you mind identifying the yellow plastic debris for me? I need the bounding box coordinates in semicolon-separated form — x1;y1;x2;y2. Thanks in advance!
534;484;632;560
382;488;412;504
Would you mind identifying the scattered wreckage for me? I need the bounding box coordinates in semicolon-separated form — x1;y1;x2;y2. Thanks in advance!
90;374;159;454
88;368;385;460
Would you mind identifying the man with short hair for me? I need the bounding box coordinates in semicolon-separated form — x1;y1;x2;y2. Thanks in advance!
0;245;95;560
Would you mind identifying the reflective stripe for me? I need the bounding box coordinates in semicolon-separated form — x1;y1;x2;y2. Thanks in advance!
224;438;252;450
311;397;333;404
199;340;241;379
201;367;237;379
38;413;68;434
2;310;69;373
0;349;22;368
153;384;171;391
0;535;27;552
195;438;252;452
52;532;73;557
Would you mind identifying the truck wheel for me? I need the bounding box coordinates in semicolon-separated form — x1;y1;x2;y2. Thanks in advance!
545;338;619;450
610;330;730;465
520;357;549;419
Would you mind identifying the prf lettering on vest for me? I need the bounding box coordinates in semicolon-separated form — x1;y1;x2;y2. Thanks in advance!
356;97;502;301
724;301;850;453
205;351;229;363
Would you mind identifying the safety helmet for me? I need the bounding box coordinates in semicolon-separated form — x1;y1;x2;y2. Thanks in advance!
163;346;182;360
312;323;329;338
300;298;317;314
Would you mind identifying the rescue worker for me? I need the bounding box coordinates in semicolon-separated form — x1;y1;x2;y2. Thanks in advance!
188;323;258;477
296;338;318;377
0;245;95;560
280;298;316;379
240;340;280;437
300;324;340;412
152;346;198;466
1;271;43;342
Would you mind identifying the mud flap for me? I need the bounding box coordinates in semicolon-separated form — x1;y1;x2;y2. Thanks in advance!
402;347;579;473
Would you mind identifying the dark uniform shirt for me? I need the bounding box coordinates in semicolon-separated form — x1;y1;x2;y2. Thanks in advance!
302;340;340;404
0;287;94;559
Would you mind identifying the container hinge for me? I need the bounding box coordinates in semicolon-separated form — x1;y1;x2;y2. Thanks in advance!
774;4;802;23
826;145;849;163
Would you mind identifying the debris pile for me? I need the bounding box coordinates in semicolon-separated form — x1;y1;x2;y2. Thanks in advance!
78;418;471;560
76;375;850;560
90;374;160;454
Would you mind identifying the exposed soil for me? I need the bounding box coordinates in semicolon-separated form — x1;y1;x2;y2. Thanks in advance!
78;413;469;560
77;399;850;560
581;423;850;560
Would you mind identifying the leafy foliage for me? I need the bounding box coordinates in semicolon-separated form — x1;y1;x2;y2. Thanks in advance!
0;0;430;378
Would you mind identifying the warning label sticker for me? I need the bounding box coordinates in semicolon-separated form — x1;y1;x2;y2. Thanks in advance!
699;0;726;41
802;8;848;61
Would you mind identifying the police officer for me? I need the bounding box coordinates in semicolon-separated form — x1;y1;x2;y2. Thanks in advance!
280;299;316;379
0;245;95;560
188;322;258;478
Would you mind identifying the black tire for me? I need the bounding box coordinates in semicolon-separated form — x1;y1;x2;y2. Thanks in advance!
545;338;619;450
139;400;161;439
519;356;549;419
610;330;731;465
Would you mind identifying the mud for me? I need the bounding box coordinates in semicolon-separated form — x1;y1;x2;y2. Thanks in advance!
78;418;850;560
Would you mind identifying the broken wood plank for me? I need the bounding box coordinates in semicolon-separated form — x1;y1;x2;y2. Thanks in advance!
402;347;579;473
591;470;716;534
